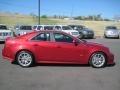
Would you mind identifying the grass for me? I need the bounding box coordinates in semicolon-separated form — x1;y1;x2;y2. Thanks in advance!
0;13;58;27
0;13;120;37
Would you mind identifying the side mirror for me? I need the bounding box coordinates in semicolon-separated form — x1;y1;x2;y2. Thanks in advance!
73;40;80;46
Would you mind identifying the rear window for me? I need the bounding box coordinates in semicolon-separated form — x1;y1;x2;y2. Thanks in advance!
44;26;54;30
106;26;117;30
0;25;7;30
20;26;32;30
62;26;72;30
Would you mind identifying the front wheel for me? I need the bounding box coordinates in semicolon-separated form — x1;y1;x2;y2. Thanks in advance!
16;51;34;67
89;52;107;68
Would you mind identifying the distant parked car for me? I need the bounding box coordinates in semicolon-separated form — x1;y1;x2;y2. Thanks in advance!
53;25;80;38
2;30;114;68
33;25;80;38
14;25;33;36
33;25;54;31
104;26;120;39
69;25;94;39
0;24;13;41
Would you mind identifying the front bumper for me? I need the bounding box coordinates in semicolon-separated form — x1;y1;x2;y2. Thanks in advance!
83;34;94;38
105;33;119;38
107;52;115;65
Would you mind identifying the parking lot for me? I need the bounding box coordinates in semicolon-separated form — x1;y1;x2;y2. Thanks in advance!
0;38;120;90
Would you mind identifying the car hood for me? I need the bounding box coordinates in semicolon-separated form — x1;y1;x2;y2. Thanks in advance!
83;28;93;32
105;29;119;32
62;30;78;32
83;41;109;50
62;30;79;33
0;30;12;32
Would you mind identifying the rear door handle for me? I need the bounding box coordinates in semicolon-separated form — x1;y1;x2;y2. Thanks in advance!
56;46;61;48
33;44;39;46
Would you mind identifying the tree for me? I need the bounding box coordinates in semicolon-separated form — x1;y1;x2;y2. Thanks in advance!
41;15;47;18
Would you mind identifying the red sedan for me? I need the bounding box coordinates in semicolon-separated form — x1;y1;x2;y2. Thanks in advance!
2;30;114;68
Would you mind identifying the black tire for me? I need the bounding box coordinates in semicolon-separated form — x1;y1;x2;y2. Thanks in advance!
89;52;107;68
104;34;107;38
117;36;119;39
16;50;34;67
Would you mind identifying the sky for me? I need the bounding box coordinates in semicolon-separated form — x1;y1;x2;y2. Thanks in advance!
0;0;120;19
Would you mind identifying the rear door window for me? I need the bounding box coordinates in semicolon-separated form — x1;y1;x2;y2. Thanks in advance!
31;33;50;41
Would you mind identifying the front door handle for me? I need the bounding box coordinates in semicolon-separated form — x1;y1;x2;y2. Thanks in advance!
33;44;39;46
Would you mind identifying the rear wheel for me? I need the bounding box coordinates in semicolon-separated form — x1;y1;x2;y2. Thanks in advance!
16;51;34;67
89;52;107;68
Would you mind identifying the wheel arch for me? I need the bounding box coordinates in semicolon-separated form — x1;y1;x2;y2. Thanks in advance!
14;49;36;63
88;51;108;64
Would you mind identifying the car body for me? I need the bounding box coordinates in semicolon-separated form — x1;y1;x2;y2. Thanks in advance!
2;30;114;68
14;25;33;36
69;25;94;39
104;26;120;39
0;24;13;41
33;25;54;31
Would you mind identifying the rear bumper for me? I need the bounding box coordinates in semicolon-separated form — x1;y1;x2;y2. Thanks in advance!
2;48;14;62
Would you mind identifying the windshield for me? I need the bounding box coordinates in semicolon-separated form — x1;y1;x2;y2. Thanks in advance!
44;26;54;30
20;26;32;30
106;26;117;30
0;25;7;30
74;25;86;30
62;26;72;30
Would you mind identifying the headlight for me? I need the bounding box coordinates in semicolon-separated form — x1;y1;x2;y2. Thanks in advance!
83;31;88;34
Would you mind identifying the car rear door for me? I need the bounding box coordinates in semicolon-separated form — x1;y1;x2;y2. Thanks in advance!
30;32;62;62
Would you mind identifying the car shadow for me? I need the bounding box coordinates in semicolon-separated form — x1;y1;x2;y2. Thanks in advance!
107;63;116;67
0;41;5;44
35;63;90;67
11;61;116;68
35;63;116;68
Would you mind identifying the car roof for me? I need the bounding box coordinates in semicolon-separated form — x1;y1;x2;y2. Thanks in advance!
0;24;7;26
33;25;54;26
15;25;32;27
16;30;80;42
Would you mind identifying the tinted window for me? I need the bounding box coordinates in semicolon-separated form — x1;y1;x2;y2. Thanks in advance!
20;26;32;30
106;26;117;30
72;25;85;30
44;26;54;30
62;26;72;30
33;26;37;29
0;25;7;30
54;33;73;43
31;33;50;41
54;26;61;30
37;26;43;30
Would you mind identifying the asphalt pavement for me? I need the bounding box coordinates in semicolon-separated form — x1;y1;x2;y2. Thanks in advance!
0;38;120;90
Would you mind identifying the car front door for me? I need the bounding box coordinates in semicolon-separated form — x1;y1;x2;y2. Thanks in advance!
51;33;86;63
